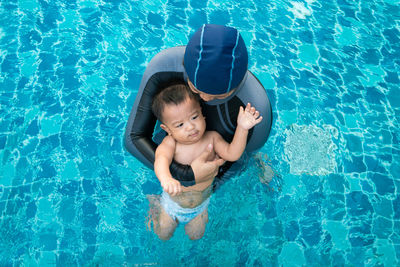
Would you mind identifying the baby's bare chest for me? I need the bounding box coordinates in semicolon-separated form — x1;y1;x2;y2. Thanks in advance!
174;134;215;165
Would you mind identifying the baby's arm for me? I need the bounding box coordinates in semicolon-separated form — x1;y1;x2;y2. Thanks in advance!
154;136;183;196
213;103;263;161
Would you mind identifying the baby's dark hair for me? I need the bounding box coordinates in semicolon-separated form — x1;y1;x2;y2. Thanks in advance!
152;83;200;122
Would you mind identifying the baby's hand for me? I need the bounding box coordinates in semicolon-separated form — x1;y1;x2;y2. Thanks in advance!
237;103;263;130
161;177;183;196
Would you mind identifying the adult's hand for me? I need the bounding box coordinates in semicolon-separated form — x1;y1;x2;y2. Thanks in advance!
191;144;225;183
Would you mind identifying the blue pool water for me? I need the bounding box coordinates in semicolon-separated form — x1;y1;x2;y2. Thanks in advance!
1;0;399;265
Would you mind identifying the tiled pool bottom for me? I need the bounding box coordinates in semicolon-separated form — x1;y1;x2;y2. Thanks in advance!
0;176;398;266
0;98;399;265
0;144;399;266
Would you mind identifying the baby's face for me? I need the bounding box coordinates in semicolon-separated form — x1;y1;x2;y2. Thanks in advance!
161;97;206;145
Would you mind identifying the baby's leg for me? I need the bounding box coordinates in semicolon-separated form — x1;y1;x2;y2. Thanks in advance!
147;195;177;241
185;208;209;240
155;206;178;241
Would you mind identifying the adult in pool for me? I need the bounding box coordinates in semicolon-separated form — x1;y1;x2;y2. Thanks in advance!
124;24;273;189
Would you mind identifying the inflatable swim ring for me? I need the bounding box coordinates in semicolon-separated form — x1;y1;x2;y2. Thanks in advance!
124;46;272;180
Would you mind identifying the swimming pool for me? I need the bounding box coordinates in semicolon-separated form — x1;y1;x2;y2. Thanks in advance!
1;0;399;265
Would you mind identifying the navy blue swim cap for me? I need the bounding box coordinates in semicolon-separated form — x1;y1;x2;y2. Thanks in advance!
184;24;248;95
